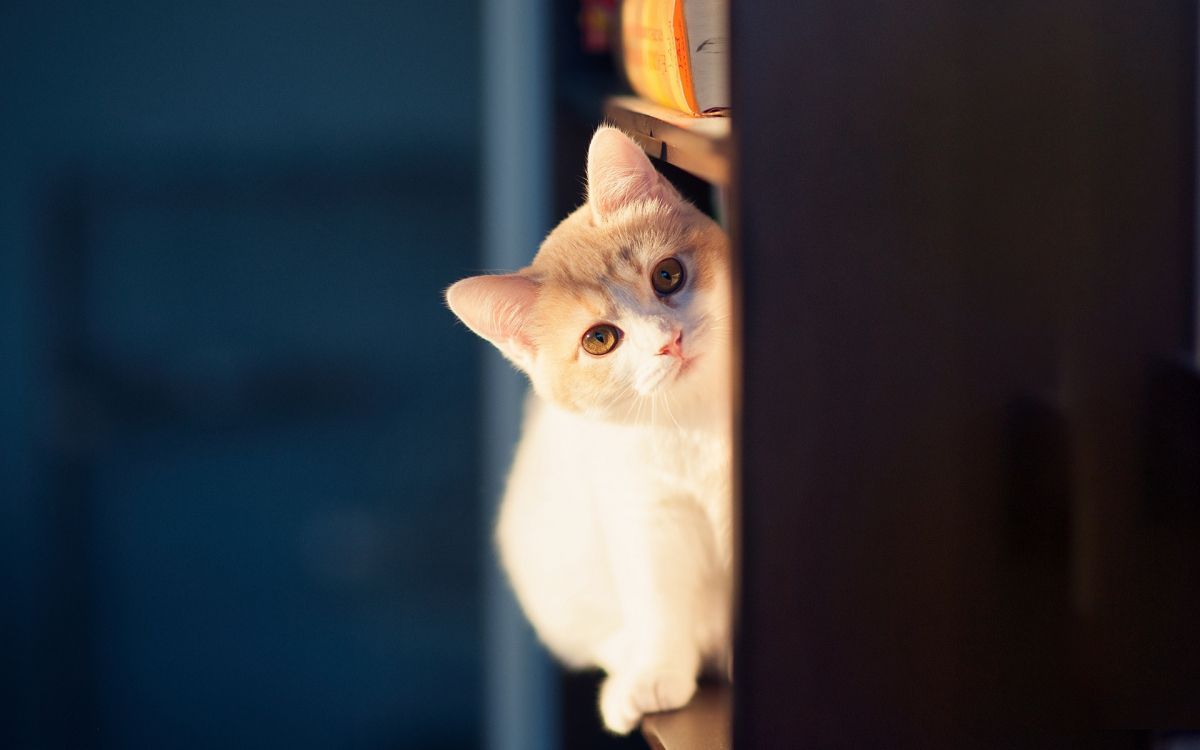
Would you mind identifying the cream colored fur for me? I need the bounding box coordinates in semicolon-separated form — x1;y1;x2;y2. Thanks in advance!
446;127;732;734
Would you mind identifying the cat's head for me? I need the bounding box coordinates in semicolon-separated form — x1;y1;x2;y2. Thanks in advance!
446;126;731;423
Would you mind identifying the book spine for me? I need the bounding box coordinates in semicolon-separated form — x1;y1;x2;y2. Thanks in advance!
620;0;699;115
672;0;698;115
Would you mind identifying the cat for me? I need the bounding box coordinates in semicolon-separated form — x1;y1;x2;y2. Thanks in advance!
445;126;733;734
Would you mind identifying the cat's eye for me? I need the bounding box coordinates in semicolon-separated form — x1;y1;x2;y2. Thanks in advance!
651;257;685;295
581;324;621;356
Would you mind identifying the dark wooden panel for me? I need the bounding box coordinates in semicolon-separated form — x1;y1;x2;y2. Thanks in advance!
733;1;1196;746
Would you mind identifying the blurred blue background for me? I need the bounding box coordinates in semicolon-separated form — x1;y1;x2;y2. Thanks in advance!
1;2;485;748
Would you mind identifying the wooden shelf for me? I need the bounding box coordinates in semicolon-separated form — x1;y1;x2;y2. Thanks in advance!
641;682;731;750
603;96;732;186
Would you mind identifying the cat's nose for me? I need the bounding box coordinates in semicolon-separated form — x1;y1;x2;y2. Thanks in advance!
657;329;684;358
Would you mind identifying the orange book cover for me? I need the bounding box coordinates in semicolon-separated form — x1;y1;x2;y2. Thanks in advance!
619;0;728;116
620;0;699;115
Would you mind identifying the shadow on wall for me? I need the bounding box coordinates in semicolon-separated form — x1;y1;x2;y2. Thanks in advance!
0;2;485;749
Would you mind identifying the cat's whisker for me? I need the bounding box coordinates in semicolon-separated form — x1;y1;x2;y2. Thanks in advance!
612;383;641;422
660;392;683;431
629;387;648;425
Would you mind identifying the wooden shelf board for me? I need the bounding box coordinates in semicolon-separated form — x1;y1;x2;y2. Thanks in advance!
641;682;732;750
604;96;732;185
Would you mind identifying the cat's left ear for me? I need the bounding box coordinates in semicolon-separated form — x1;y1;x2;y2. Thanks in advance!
587;126;678;221
445;273;540;372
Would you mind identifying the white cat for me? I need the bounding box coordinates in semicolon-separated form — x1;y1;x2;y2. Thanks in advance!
446;126;733;734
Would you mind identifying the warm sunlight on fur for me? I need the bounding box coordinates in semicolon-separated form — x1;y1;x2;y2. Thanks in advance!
446;126;733;734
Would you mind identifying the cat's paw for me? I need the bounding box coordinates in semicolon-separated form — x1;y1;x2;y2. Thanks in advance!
599;667;697;734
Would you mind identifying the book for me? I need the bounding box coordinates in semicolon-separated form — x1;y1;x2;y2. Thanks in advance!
618;0;729;116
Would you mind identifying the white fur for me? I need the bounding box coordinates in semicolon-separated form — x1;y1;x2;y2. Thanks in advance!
498;340;732;734
452;126;734;734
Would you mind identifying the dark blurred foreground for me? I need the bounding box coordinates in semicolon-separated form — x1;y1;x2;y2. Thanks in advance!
1;2;485;748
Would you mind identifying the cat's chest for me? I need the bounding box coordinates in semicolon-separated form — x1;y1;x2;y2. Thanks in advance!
637;426;728;490
531;400;731;503
584;420;731;503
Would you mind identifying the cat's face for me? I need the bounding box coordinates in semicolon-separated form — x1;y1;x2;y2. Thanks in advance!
522;196;730;420
447;127;731;423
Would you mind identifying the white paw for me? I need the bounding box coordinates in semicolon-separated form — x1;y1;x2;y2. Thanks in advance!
599;667;698;734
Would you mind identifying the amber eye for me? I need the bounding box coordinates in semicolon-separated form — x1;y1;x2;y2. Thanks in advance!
581;324;621;356
651;257;685;295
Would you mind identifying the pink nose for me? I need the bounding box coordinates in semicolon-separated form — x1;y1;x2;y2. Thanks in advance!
658;330;684;358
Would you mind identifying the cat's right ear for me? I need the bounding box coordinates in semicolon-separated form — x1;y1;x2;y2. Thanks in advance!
445;274;539;372
587;126;677;222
